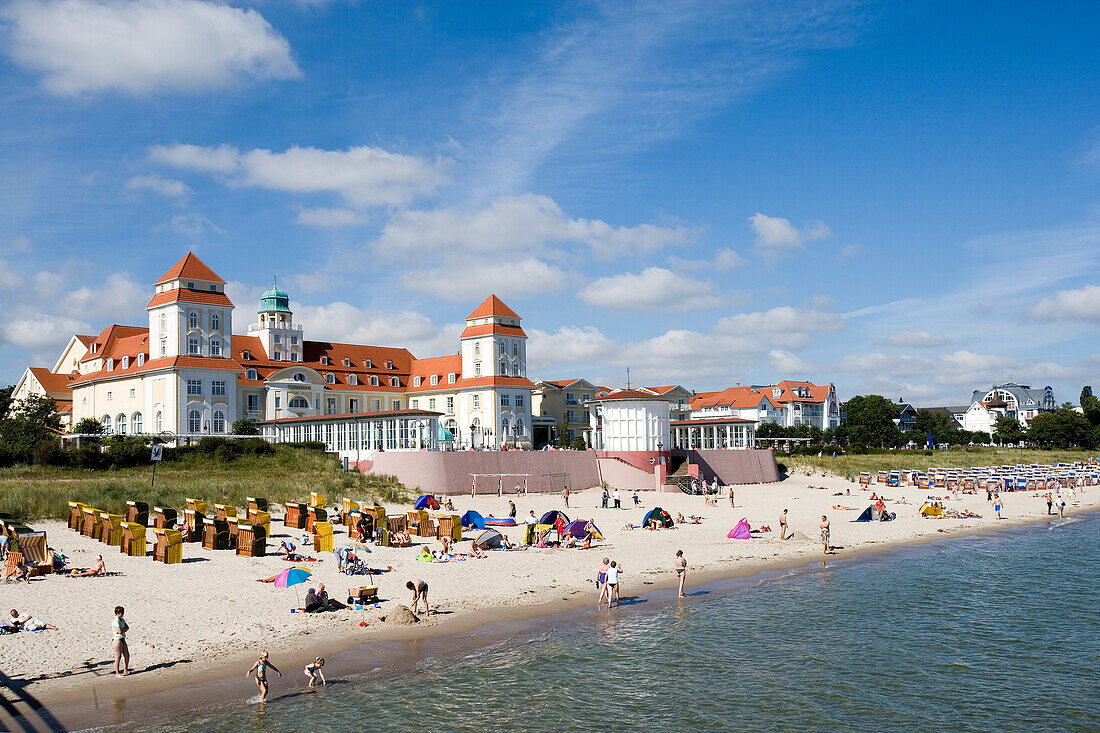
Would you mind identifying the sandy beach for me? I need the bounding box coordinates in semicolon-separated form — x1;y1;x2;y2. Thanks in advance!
2;469;1097;710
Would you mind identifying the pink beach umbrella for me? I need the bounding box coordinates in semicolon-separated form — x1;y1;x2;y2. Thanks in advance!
274;566;312;607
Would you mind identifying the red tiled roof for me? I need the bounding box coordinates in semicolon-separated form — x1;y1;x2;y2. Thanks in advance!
772;380;832;403
593;388;666;401
407;355;462;393
457;376;535;389
691;386;779;410
28;367;77;396
80;325;149;363
459;323;527;339
72;355;241;384
671;417;755;426
75;334;96;346
147;288;234;309
465;295;520;321
155;252;225;285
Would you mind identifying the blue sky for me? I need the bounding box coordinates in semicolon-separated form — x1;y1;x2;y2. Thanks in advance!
1;0;1098;405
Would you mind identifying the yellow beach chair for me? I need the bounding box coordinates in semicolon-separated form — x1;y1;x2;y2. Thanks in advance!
313;521;334;552
120;522;146;556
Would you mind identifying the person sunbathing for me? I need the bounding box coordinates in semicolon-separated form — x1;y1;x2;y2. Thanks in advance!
676;513;686;524
470;540;486;558
5;559;30;582
9;609;58;630
391;530;410;546
71;554;107;577
441;536;453;555
647;518;662;530
687;515;702;525
279;541;301;561
417;546;433;562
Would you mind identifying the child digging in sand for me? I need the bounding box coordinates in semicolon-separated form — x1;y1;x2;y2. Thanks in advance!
304;657;326;687
246;651;281;701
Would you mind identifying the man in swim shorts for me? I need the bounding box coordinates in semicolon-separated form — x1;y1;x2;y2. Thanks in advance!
406;579;429;615
779;509;788;540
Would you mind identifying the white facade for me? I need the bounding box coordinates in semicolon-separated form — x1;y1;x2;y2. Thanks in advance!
589;393;671;452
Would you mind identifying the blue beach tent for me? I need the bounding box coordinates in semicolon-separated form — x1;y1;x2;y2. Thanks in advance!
461;510;485;529
414;495;440;510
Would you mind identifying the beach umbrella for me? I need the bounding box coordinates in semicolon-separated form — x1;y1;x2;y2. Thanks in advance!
274;566;312;607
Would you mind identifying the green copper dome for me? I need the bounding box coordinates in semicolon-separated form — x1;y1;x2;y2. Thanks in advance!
258;278;292;314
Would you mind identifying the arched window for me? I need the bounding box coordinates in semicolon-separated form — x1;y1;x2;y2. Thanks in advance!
325;373;335;384
188;409;201;433
122;356;129;369
211;313;220;331
364;358;372;368
414;377;421;387
106;358;114;371
385;360;393;370
246;368;258;380
343;357;351;367
370;376;379;386
189;311;198;329
320;356;329;366
513;343;519;357
137;353;145;366
293;373;305;382
212;410;226;433
499;341;505;356
132;412;142;433
348;374;357;385
101;414;111;432
289;396;309;409
499;360;508;376
155;411;163;432
390;377;399;387
159;313;166;332
116;413;127;434
474;343;480;357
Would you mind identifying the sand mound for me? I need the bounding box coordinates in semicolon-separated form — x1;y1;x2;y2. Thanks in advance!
383;605;420;625
785;531;815;542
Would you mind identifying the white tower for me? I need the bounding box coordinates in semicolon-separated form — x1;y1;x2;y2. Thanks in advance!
249;278;301;361
146;252;233;360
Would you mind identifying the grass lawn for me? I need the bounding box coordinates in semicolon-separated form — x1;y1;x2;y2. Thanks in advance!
789;447;1098;479
0;446;410;522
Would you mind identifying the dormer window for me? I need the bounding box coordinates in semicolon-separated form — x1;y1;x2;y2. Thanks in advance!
390;377;399;387
242;349;251;361
246;368;258;380
370;376;379;386
343;357;351;367
187;281;194;289
122;356;130;369
325;373;336;384
364;359;372;369
209;284;216;291
91;343;97;354
348;374;357;386
773;386;782;398
137;353;145;366
430;375;438;385
448;373;456;383
385;360;393;370
414;377;422;387
321;356;329;366
106;358;114;371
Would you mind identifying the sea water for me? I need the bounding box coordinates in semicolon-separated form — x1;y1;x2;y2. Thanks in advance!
135;514;1100;732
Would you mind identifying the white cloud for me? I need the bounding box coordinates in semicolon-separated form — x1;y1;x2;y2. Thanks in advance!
158;212;226;237
10;235;33;254
126;173;191;199
834;349;1082;388
837;243;864;260
0;309;92;350
1028;285;1100;322
147;143;239;174
748;213;830;256
149;143;451;209
290;272;334;294
3;0;300;95
579;267;721;311
402;258;568;302
768;349;815;374
61;273;148;321
668;247;746;272
714;306;844;348
295;207;367;228
0;259;23;289
879;330;952;348
527;326;616;373
373;194;699;259
292;302;461;358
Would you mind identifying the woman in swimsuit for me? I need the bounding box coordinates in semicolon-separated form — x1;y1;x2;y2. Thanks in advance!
820;515;830;555
675;550;687;598
606;561;623;608
596;557;609;607
112;606;129;677
246;650;281;701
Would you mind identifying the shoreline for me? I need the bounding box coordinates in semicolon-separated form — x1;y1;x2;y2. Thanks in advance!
3;476;1097;730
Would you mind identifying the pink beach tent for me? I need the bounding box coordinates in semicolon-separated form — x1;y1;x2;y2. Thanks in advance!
727;518;751;539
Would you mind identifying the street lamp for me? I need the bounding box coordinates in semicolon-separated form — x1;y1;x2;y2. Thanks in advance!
470;423;478;450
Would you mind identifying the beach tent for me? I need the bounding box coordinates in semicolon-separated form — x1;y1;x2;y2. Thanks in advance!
727;518;751;539
642;507;673;529
539;510;569;526
474;528;504;549
854;506;875;522
564;519;604;540
414;495;440;511
460;510;485;530
918;502;945;518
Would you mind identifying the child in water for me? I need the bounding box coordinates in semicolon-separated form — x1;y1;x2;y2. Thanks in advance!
305;657;326;687
246;650;281;701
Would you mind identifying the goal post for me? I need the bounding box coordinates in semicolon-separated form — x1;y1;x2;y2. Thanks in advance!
469;473;533;497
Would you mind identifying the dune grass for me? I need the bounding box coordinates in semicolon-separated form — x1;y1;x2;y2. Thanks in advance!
0;446;411;522
789;447;1098;480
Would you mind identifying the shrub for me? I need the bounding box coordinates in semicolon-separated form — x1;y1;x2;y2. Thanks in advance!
33;440;67;466
848;443;868;454
213;444;238;462
231;418;261;436
71;444;107;469
282;441;327;451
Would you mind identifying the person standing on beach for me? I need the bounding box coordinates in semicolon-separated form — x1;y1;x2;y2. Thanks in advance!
407;579;429;615
562;486;570;508
728;486;735;508
607;561;623;608
1057;494;1066;523
779;509;788;540
994;494;1003;520
246;650;281;701
820;516;830;555
675;550;687;598
1046;493;1053;515
613;489;621;509
508;500;516;519
112;606;130;677
596;557;609;607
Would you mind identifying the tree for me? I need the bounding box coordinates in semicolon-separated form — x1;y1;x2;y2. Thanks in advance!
556;418;571;448
0;394;62;465
1027;409;1095;448
843;395;904;447
232;418;260;436
0;385;13;419
572;435;587;451
1081;386;1100;427
993;416;1024;445
72;417;105;435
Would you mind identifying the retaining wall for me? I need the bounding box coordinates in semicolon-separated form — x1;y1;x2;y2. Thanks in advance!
364;450;600;495
682;448;780;484
596;457;659;491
